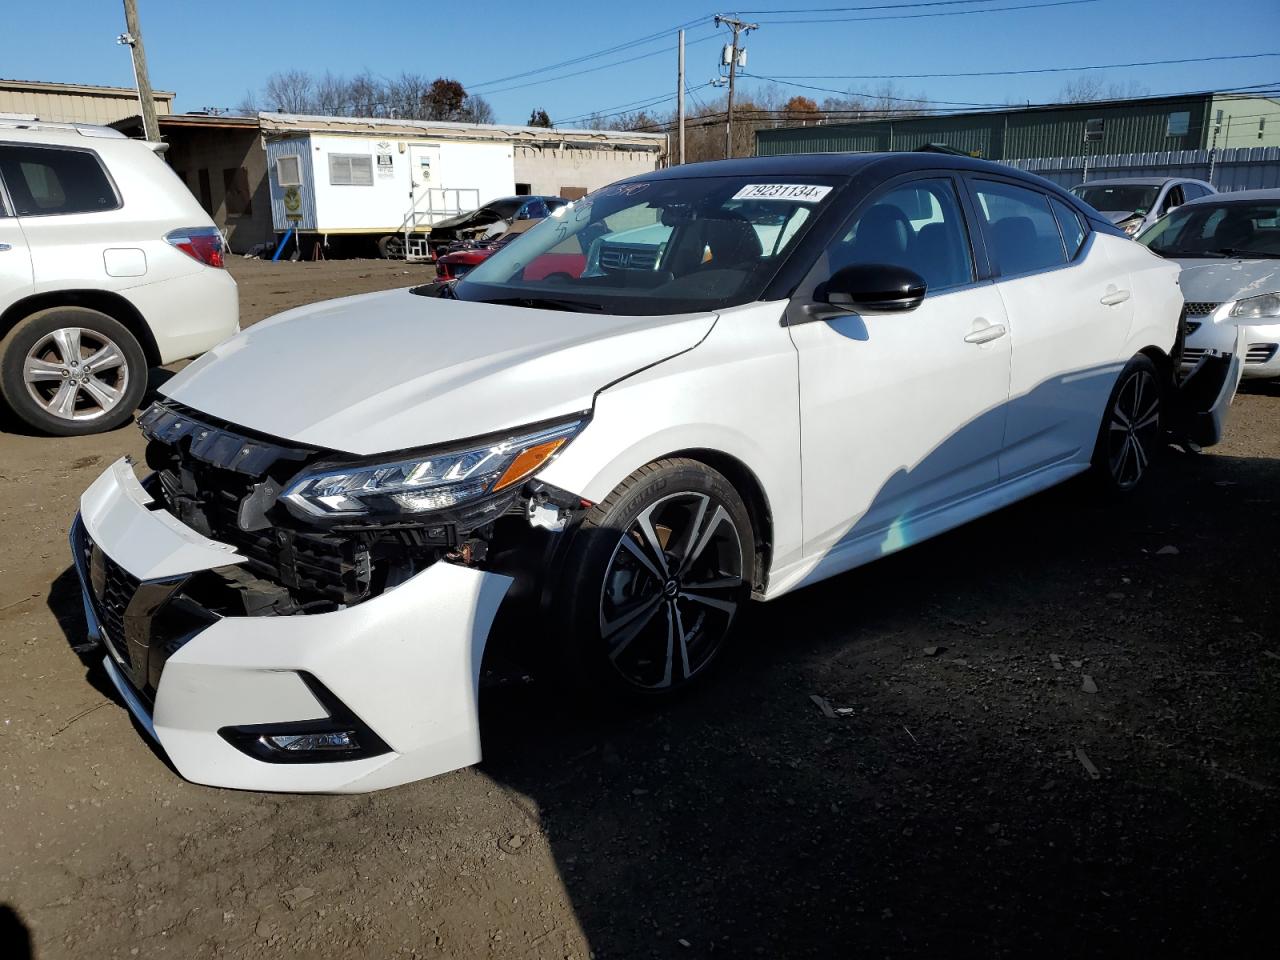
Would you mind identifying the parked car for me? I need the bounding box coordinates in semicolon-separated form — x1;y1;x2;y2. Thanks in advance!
426;195;566;258
1070;177;1216;237
71;153;1240;793
1138;187;1280;380
0;120;238;435
434;218;537;281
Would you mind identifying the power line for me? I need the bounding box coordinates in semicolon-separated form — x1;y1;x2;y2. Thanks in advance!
467;14;714;91
750;0;1099;24
475;33;721;97
763;52;1280;80
737;0;1017;11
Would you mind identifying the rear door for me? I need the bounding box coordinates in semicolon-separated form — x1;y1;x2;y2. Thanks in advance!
0;158;35;312
965;176;1131;480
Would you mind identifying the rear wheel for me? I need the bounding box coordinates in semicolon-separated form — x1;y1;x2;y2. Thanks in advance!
554;459;754;699
0;306;148;436
1092;354;1162;493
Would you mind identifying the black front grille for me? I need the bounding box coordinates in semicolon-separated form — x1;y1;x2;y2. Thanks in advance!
1246;343;1278;364
85;538;140;666
1185;301;1220;317
141;401;371;604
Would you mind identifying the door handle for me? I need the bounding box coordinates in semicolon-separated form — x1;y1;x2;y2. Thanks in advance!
964;321;1007;344
0;243;12;252
1100;287;1131;306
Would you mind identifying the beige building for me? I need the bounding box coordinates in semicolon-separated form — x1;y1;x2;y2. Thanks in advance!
0;78;174;125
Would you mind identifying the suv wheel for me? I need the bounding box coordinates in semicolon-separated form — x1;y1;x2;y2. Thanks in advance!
554;458;755;699
0;306;148;436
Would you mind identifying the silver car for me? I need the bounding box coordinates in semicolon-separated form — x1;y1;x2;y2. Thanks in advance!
1072;177;1216;237
1138;188;1280;381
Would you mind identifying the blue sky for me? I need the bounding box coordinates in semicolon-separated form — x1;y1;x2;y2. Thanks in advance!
6;0;1280;125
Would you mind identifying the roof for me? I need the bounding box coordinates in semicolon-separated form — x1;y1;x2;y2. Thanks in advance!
635;151;1037;180
111;112;260;133
0;77;175;100
0;118;128;142
258;112;666;147
1184;187;1280;205
1072;177;1181;187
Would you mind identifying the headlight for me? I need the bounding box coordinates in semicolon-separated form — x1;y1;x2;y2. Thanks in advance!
1229;292;1280;320
282;419;585;519
1123;219;1143;236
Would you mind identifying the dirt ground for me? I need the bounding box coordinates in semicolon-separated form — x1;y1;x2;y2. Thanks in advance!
1;257;1277;959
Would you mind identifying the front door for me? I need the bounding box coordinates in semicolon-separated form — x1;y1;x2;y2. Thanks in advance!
407;143;442;220
787;176;1011;563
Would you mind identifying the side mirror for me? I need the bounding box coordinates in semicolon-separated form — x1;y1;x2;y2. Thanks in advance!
821;263;927;313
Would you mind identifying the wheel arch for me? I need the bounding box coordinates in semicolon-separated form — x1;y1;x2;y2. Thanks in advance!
0;290;161;367
659;447;774;595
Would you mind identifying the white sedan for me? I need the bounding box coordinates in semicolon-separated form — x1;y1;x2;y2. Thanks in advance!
70;153;1238;792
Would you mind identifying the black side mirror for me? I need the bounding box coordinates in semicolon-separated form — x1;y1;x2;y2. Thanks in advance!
821;263;927;313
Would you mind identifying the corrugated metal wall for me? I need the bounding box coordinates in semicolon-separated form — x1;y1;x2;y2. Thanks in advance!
757;96;1212;159
1007;147;1280;192
265;136;317;232
0;86;172;125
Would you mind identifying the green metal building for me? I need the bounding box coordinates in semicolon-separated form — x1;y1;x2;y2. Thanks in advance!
755;92;1280;160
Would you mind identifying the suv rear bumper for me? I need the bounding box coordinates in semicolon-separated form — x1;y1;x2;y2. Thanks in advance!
71;458;511;793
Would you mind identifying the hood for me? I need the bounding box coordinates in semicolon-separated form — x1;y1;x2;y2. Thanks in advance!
1176;258;1280;304
161;288;716;456
1101;210;1135;224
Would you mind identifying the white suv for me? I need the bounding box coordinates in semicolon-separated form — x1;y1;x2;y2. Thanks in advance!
0;120;238;435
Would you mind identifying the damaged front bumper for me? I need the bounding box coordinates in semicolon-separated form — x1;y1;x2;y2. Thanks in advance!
1175;315;1248;448
71;458;511;793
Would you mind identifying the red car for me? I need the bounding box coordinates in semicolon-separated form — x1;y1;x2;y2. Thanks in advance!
435;220;586;283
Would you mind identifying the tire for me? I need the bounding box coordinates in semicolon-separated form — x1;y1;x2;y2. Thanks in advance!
553;458;755;700
0;306;148;437
377;235;406;259
1091;353;1163;493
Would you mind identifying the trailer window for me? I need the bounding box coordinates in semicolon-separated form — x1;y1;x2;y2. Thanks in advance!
329;154;374;187
275;155;301;187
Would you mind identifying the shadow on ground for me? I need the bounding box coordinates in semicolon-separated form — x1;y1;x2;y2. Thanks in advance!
479;448;1278;958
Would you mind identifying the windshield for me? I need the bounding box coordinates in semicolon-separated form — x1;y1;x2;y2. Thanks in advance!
1072;183;1160;215
1138;201;1280;258
453;175;842;314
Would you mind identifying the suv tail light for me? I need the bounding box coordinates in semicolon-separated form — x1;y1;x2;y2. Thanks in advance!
165;227;225;268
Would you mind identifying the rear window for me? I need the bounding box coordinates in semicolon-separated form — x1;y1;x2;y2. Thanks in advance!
0;145;119;216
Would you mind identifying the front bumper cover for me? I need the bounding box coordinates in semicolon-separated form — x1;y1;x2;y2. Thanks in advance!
71;458;512;793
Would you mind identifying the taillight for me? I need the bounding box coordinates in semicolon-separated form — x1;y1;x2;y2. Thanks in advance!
165;227;225;268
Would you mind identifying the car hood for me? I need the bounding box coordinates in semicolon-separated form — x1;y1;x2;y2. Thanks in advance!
1176;258;1280;304
160;287;717;456
1100;210;1135;223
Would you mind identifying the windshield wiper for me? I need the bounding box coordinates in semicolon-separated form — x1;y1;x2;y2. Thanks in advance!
1212;247;1280;259
485;296;604;313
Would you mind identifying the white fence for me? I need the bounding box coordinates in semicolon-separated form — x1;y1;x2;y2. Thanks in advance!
1006;146;1280;192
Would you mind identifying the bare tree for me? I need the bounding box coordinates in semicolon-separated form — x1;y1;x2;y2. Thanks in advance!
262;69;315;114
1058;75;1150;103
461;95;495;125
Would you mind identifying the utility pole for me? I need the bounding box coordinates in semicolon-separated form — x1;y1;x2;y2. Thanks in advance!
119;0;160;142
677;29;686;166
715;14;757;159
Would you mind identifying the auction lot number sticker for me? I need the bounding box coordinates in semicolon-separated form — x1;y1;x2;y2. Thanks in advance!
732;183;832;202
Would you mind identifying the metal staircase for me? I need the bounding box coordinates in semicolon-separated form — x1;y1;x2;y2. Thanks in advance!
399;187;481;262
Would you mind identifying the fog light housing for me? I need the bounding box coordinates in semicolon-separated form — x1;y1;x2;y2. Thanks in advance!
219;672;391;764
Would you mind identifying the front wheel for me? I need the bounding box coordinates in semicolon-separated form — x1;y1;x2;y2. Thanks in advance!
1092;354;1163;493
0;306;148;436
554;458;755;699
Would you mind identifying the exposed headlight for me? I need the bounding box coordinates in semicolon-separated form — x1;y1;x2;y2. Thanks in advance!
1229;292;1280;320
1123;219;1143;236
282;419;585;519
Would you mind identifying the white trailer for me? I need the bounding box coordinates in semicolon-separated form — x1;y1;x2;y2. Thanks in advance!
264;126;514;259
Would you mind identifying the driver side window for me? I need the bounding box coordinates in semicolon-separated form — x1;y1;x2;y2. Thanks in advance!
824;177;975;293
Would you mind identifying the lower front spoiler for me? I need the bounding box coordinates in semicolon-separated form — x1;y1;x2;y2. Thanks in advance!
74;458;513;794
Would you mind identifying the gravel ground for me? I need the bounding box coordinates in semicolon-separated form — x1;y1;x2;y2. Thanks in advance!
1;258;1276;959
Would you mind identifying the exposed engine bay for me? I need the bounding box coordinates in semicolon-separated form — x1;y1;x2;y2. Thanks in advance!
138;401;584;619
